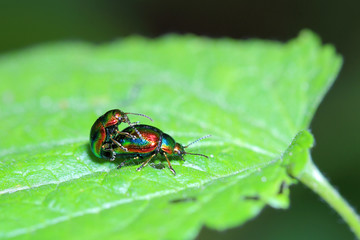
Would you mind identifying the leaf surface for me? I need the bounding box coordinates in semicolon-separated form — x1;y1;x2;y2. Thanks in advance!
0;31;342;239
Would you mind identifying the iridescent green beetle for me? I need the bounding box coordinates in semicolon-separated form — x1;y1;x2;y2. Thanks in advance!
89;109;152;160
112;124;211;175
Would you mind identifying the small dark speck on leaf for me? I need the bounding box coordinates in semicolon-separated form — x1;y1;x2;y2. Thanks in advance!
243;195;260;201
170;197;197;204
278;181;287;194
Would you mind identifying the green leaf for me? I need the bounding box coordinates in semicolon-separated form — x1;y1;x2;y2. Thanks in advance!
0;30;343;239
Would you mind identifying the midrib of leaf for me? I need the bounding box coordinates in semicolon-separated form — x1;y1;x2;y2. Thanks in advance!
1;78;287;195
0;115;283;238
0;135;277;194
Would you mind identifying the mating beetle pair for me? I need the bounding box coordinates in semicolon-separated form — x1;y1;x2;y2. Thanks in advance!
89;109;210;175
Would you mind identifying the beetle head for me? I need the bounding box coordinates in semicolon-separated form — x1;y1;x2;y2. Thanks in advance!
102;109;126;127
112;109;129;124
174;143;186;155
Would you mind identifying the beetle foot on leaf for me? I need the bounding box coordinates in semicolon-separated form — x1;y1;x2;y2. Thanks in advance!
169;166;176;176
117;161;125;169
110;153;116;161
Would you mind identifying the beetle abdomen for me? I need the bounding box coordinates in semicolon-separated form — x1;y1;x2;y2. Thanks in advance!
90;120;106;158
114;124;163;155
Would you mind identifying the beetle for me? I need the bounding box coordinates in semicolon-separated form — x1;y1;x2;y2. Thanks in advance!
108;124;211;175
89;109;153;160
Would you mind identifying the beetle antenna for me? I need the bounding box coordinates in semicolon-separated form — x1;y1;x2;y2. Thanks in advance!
184;135;211;148
126;112;153;122
185;152;209;159
125;118;144;139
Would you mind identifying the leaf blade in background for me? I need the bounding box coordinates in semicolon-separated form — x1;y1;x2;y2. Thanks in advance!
0;30;342;239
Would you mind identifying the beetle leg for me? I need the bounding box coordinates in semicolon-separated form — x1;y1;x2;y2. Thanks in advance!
110;138;128;152
109;151;116;161
117;159;127;169
117;162;125;169
136;153;156;172
115;124;144;140
102;144;116;161
162;152;176;175
102;143;111;149
115;130;137;140
117;156;140;169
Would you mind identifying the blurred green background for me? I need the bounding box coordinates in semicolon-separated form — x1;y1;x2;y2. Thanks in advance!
0;0;359;239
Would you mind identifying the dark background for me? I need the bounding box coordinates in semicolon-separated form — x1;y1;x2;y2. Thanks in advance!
1;1;359;239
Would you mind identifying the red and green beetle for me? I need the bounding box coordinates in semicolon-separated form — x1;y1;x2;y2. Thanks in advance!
89;109;152;160
110;124;211;175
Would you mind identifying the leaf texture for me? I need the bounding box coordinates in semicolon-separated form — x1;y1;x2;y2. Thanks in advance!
0;30;342;239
